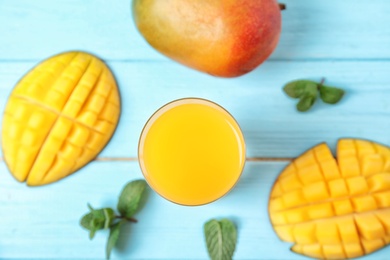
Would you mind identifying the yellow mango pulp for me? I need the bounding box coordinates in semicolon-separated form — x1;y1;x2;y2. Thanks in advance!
1;51;120;185
269;139;390;259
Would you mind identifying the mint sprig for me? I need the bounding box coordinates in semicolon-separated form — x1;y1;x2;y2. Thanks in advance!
283;78;345;111
204;218;237;260
80;179;148;259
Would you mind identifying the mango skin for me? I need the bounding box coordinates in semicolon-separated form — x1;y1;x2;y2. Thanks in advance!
269;139;390;259
1;51;121;186
133;0;281;77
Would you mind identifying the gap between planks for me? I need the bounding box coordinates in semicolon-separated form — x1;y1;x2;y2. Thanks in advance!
0;157;293;162
3;58;390;63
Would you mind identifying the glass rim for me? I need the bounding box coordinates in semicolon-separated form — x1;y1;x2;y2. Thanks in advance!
138;97;246;206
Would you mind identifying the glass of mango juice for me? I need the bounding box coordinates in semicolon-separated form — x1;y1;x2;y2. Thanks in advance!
138;98;246;206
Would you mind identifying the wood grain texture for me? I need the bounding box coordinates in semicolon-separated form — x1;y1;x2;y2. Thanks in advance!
0;0;389;61
1;61;390;159
1;161;389;259
1;0;390;259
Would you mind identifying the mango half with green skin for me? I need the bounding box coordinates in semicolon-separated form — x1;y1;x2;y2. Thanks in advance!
1;51;120;186
133;0;281;78
269;139;390;259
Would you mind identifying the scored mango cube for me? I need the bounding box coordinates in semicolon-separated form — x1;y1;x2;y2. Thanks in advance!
285;207;309;224
339;156;361;177
322;244;345;259
328;178;348;198
314;143;341;181
1;51;121;185
343;243;364;258
293;222;316;244
337;216;360;243
302;181;329;202
297;163;324;185
368;173;390;192
316;221;340;244
333;199;354;216
269;139;390;259
361;238;385;254
346;176;368;196
282;189;306;208
355;139;377;157
361;154;384;176
301;244;323;259
351;196;378;213
375;209;390;233
308;202;334;220
355;214;385;240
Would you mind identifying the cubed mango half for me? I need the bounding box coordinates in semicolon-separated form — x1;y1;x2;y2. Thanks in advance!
269;139;390;259
1;51;120;185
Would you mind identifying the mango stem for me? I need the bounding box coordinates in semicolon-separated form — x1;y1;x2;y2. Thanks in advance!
318;77;326;90
279;3;286;10
116;216;138;223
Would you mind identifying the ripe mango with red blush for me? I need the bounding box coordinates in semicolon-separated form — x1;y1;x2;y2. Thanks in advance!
133;0;282;77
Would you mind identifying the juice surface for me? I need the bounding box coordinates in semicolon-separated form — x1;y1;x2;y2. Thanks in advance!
138;99;245;206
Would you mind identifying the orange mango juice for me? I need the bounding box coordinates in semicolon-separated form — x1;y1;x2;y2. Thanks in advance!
138;98;245;206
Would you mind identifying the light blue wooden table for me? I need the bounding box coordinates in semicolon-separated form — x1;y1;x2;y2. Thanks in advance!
1;0;390;259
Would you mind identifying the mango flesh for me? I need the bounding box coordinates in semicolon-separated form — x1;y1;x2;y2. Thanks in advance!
133;0;281;78
269;139;390;259
1;51;120;186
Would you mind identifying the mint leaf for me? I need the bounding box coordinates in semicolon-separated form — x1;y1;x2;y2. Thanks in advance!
117;180;147;218
80;212;96;239
80;204;115;239
283;78;345;112
284;80;318;112
204;219;237;260
283;80;317;98
297;94;317;112
106;221;123;260
319;85;345;104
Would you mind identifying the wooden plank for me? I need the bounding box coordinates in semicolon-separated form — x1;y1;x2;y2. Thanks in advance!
0;1;389;260
0;0;389;61
1;60;390;159
1;161;390;259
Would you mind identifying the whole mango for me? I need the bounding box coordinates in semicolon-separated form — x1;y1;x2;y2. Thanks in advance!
1;51;121;186
133;0;282;77
269;139;390;259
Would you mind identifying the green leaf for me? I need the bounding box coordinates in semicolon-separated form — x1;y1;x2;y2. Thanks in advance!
204;219;237;260
80;205;116;239
80;212;96;239
89;229;96;240
284;80;318;112
80;211;93;230
117;180;147;218
297;94;317;112
106;221;123;260
319;85;345;104
283;80;317;98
